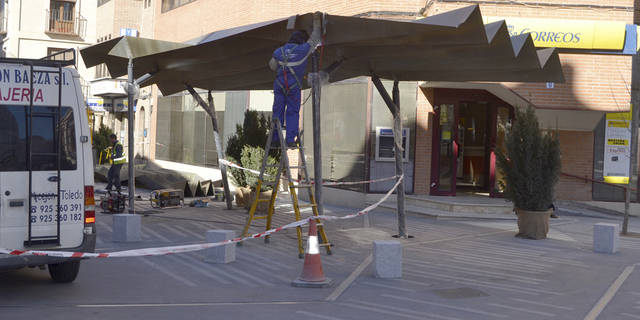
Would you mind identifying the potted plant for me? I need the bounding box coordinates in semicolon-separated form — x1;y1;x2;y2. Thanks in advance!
496;106;561;239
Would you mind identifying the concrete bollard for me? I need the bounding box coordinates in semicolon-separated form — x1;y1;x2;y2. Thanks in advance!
373;240;402;278
593;223;619;254
205;230;236;263
112;214;141;242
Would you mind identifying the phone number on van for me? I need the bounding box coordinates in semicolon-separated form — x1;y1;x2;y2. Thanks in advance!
29;204;84;224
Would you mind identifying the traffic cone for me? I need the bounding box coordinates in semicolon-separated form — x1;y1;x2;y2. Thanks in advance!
291;219;333;288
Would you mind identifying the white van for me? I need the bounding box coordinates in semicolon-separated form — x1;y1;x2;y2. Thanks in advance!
0;50;96;283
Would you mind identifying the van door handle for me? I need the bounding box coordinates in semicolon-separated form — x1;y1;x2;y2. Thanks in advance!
48;176;59;182
9;200;24;207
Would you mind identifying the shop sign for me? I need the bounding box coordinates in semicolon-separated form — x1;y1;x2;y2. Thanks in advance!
485;16;627;50
603;110;631;184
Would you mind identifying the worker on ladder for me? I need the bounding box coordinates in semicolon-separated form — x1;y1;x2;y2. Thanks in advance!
268;13;321;148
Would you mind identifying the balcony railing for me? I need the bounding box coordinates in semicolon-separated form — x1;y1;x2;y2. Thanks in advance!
45;10;86;38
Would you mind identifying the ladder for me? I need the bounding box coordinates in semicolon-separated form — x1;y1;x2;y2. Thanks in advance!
241;119;331;258
26;64;63;246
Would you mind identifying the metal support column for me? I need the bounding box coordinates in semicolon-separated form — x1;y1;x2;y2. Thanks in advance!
371;75;407;238
185;85;233;209
311;51;324;216
127;58;136;213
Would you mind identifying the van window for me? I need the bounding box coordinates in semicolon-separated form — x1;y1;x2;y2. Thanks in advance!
0;105;77;171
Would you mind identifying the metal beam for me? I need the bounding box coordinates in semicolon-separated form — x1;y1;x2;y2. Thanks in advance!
127;58;136;214
371;75;407;238
185;85;233;209
311;51;324;217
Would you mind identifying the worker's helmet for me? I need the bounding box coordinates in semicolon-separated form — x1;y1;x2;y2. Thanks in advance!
288;30;309;44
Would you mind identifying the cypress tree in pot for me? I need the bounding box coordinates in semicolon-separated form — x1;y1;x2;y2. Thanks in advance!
496;106;561;239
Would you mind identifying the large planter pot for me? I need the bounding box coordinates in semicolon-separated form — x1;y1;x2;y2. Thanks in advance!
235;186;251;207
245;189;272;213
515;208;551;240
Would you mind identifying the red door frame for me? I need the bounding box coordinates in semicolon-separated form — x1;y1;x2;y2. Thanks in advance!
430;88;514;197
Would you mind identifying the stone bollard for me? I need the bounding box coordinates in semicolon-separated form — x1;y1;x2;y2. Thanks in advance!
593;223;619;254
205;230;236;263
373;240;402;278
112;214;141;242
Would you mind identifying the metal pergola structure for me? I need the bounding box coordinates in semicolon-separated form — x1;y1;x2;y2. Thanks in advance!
81;5;564;238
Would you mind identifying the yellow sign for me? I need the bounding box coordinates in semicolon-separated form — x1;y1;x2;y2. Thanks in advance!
485;17;627;50
603;110;631;184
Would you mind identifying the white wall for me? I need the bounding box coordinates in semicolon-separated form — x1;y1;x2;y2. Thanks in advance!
3;0;97;85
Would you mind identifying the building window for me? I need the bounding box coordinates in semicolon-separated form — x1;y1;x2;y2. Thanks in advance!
47;0;79;35
161;0;196;13
47;47;74;61
97;0;111;7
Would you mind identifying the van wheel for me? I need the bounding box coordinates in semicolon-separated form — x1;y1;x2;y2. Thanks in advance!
48;261;80;283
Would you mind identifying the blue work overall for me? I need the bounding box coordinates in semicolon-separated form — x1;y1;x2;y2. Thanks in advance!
272;42;312;144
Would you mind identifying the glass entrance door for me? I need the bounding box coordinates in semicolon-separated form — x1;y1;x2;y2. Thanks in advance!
430;104;457;195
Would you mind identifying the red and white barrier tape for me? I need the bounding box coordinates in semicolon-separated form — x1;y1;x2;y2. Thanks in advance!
220;158;400;186
0;176;403;259
219;159;264;176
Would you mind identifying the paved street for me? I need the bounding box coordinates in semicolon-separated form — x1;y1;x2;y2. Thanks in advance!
1;194;640;320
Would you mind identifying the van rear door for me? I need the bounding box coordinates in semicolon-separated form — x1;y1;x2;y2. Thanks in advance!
0;65;84;250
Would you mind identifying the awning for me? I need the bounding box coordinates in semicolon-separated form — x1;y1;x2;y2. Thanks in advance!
421;81;604;131
81;5;564;96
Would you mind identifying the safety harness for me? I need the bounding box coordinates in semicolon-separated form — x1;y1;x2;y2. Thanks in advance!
275;44;314;96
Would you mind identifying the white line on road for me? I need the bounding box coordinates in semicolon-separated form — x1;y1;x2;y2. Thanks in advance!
141;226;172;242
171;224;205;239
340;301;444;320
584;264;636;320
77;301;317;308
381;294;508;318
509;298;574;311
407;268;562;295
488;303;556;317
139;258;197;287
295;310;346;320
351;300;461;320
359;281;416;292
165;254;232;285
157;223;189;237
326;254;372;301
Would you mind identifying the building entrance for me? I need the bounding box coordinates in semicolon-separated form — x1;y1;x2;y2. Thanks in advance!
430;89;512;197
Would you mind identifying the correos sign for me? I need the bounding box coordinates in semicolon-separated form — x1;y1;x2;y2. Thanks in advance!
485;16;627;50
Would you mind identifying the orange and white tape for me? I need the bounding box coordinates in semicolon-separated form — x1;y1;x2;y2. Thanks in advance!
0;176;403;259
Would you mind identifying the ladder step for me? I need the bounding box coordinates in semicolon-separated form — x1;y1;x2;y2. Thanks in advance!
262;181;278;186
294;184;313;188
298;204;317;209
253;216;267;220
288;166;306;169
257;199;272;203
319;243;332;247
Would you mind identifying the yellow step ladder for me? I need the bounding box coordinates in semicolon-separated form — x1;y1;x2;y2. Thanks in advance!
241;119;332;258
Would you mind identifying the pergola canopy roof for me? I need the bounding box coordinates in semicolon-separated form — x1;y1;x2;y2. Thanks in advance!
81;5;564;96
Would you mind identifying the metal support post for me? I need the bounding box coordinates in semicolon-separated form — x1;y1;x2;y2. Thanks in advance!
311;51;324;216
127;58;135;214
185;85;233;209
624;52;640;234
371;75;407;238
